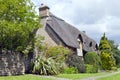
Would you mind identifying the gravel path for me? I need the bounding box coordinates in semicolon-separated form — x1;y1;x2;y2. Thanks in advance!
40;75;71;80
81;70;120;80
32;75;72;80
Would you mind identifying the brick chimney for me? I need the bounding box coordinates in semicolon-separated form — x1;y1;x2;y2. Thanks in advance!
39;4;50;18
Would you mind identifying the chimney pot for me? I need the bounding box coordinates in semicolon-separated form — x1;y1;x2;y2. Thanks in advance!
82;31;86;34
41;3;44;6
39;4;50;18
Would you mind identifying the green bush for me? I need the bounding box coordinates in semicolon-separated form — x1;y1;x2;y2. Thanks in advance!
111;67;117;71
45;45;71;72
61;67;78;74
32;56;59;75
84;52;101;73
85;64;98;73
100;51;116;70
66;54;85;73
45;46;70;62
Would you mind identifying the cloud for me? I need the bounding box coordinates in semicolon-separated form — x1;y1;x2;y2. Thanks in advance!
32;0;120;44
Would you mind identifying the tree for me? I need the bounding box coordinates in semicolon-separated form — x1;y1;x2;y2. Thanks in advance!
99;33;116;70
108;40;120;66
99;33;111;53
0;0;40;53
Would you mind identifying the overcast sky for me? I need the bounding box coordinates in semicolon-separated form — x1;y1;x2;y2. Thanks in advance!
32;0;120;48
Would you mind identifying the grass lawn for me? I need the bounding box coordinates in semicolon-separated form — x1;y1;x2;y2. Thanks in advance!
56;72;109;80
0;73;108;80
97;73;120;80
0;74;53;80
0;71;118;80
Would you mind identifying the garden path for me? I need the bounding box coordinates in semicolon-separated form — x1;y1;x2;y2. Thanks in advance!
40;75;71;80
81;70;120;80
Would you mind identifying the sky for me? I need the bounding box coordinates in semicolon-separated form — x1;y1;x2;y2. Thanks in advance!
32;0;120;48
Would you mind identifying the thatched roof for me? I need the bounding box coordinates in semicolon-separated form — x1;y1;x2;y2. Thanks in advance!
44;13;98;52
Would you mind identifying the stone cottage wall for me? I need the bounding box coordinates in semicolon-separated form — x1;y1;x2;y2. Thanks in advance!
0;51;25;76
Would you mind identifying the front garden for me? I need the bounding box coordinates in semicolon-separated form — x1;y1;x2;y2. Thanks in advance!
0;70;120;80
1;0;120;80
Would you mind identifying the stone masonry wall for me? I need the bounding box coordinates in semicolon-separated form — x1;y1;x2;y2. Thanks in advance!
0;51;25;76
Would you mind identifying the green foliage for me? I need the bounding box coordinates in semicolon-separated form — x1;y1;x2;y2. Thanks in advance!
45;46;70;62
0;0;40;52
22;45;32;54
108;40;120;67
99;33;116;70
114;52;120;67
35;36;45;52
66;54;85;73
84;52;101;73
85;64;97;73
35;36;70;63
100;52;116;70
99;33;111;53
32;56;59;75
34;36;72;75
61;67;78;74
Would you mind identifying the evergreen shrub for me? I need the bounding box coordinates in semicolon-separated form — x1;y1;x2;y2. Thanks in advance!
85;64;97;73
45;46;70;62
100;51;116;70
66;54;85;73
84;52;101;73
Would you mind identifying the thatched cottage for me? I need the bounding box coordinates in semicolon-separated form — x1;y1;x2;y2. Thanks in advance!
36;4;99;57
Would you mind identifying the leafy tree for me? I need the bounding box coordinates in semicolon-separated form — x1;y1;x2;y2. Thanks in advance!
100;51;115;70
99;33;111;53
99;33;116;70
0;0;40;53
108;40;120;66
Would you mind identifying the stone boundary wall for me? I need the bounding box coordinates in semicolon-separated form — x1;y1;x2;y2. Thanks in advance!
0;51;25;76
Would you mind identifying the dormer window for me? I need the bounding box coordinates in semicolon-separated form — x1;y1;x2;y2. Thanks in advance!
95;44;98;50
89;42;92;47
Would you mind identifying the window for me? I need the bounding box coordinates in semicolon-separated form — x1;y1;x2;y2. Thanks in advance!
89;42;92;47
